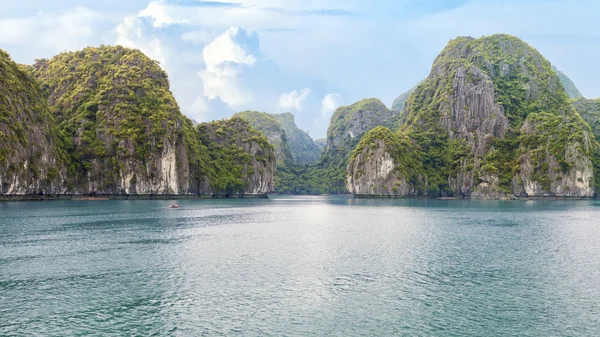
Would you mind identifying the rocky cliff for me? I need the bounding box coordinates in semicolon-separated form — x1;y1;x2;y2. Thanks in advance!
234;111;293;165
29;46;202;195
196;117;275;196
346;126;422;196
573;98;600;141
391;85;417;113
272;112;321;166
0;46;283;199
0;50;65;195
315;138;327;150
552;66;582;99
313;98;401;193
348;35;597;198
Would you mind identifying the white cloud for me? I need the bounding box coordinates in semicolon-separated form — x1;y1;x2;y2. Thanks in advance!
314;93;343;128
321;93;342;116
279;88;311;111
181;30;215;43
139;1;189;28
0;7;102;52
0;1;354;138
202;27;258;67
192;25;347;136
116;15;168;66
198;26;261;106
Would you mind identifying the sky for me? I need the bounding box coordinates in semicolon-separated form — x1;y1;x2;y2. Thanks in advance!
1;0;600;138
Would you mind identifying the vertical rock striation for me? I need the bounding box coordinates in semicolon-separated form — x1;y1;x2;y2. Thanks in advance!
0;50;65;195
29;46;200;195
348;35;598;198
196;117;276;196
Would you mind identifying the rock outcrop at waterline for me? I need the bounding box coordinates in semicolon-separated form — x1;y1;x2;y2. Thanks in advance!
347;34;598;198
312;98;401;193
196;117;276;196
0;50;66;195
1;46;276;198
29;46;198;195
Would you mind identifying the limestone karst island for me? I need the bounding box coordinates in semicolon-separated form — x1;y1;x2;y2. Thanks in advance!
1;35;600;200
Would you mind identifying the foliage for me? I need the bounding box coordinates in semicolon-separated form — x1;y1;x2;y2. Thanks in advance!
198;117;274;195
0;49;64;189
234;110;293;165
272;112;321;166
328;98;396;144
302;98;400;194
482;132;521;192
573;97;600;141
28;45;206;190
356;34;598;196
391;85;418;113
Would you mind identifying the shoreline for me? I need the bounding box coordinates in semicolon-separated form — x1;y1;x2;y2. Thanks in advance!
1;193;597;202
0;193;269;202
353;194;596;200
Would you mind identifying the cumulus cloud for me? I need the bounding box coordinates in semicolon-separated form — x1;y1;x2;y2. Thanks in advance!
193;25;345;137
202;27;258;66
279;88;312;111
198;26;261;106
0;7;103;53
1;0;353;138
139;1;189;28
312;93;343;128
116;15;168;66
321;93;343;116
181;30;216;43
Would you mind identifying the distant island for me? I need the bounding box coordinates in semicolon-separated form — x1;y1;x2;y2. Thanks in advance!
1;34;599;201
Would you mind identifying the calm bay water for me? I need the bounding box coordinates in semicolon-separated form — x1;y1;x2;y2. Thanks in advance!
1;196;600;336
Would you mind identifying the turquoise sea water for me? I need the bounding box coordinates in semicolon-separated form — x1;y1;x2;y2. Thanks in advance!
1;196;600;336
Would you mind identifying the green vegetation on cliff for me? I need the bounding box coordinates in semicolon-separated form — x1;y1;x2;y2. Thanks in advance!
351;34;597;197
272;112;321;166
391;85;418;113
573;98;600;141
234;111;293;165
0;49;64;193
403;35;572;130
29;46;205;192
197;117;275;195
235;110;326;194
572;97;600;190
310;98;399;194
351;126;421;177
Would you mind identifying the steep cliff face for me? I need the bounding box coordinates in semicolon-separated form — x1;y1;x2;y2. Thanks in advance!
391;85;417;113
552;66;583;99
346;127;423;196
327;98;397;149
315;138;327;150
196;117;275;196
314;98;400;193
348;35;597;198
234;111;293;165
573;98;600;141
272;112;321;165
30;46;202;195
0;50;65;195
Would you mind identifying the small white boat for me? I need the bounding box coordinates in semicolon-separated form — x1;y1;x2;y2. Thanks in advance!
170;203;180;209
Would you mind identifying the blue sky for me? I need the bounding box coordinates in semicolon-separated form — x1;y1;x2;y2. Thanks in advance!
1;0;599;138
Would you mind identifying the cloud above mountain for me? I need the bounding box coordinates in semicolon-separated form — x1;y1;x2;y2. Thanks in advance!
1;0;600;137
